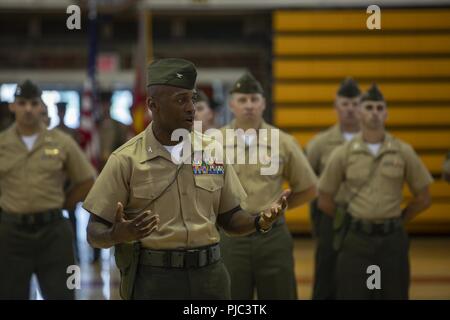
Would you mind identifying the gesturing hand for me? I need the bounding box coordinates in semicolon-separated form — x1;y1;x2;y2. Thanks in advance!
259;189;291;230
110;202;159;244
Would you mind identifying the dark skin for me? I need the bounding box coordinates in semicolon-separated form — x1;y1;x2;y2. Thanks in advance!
87;85;290;249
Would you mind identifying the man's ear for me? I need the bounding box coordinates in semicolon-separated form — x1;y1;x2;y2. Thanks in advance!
147;97;156;112
8;102;14;113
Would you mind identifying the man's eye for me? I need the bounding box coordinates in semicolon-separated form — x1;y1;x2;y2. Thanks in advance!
376;105;384;111
366;105;373;111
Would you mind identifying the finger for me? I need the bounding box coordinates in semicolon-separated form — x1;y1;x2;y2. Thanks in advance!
130;211;151;224
114;202;124;223
138;225;158;239
136;214;159;228
279;189;292;204
138;216;159;231
281;196;288;210
271;207;278;219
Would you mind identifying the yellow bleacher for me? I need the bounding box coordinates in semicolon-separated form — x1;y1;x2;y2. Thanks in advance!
273;8;450;234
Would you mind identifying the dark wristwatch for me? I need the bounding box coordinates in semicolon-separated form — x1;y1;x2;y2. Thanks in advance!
254;215;272;234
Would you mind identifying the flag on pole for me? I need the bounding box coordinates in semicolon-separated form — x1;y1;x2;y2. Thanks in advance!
79;0;100;170
130;9;151;134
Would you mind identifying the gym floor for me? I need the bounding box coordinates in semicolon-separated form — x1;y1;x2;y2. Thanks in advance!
74;234;450;300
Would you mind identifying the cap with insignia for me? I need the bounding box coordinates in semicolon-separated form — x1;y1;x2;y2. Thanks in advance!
361;83;385;102
337;77;361;98
147;58;197;90
230;72;264;94
14;80;42;99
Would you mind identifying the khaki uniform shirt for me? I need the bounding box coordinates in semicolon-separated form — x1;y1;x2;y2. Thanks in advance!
318;133;433;221
82;122;246;250
306;124;354;203
57;124;79;143
221;120;317;214
0;124;96;214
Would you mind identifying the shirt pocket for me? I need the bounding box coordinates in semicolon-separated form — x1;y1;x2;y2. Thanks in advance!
132;178;170;200
129;178;171;214
381;165;404;179
194;175;224;192
345;157;370;187
194;175;224;220
378;156;405;197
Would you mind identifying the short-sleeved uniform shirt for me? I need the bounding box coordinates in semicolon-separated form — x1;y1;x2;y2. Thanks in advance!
220;120;317;214
82;122;247;250
0;125;96;214
318;133;433;221
306;124;346;176
306;124;352;203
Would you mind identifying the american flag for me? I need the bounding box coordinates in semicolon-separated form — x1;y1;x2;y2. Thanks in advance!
79;0;100;170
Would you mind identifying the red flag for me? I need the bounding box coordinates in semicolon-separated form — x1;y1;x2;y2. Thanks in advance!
79;78;100;170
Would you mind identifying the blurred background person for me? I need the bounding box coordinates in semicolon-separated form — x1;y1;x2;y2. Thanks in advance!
306;77;361;300
194;89;217;132
56;101;82;262
318;84;433;299
90;90;131;263
220;72;317;300
56;102;79;141
40;100;51;128
97;91;131;169
0;80;95;299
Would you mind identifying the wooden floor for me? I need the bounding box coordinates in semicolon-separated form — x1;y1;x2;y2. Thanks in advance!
74;236;450;300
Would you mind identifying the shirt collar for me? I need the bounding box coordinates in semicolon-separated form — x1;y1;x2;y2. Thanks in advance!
349;132;399;156
141;122;200;164
223;119;273;148
2;123;47;150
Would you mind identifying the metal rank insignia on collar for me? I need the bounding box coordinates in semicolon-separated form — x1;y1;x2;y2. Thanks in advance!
192;157;224;175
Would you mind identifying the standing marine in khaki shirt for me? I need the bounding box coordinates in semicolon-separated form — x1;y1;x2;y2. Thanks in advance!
318;84;433;299
220;72;317;300
84;59;290;300
0;80;96;300
306;77;361;300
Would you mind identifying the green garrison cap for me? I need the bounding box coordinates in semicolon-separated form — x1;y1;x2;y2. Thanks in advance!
147;58;197;90
230;72;264;94
361;83;385;102
337;77;361;98
14;80;42;99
